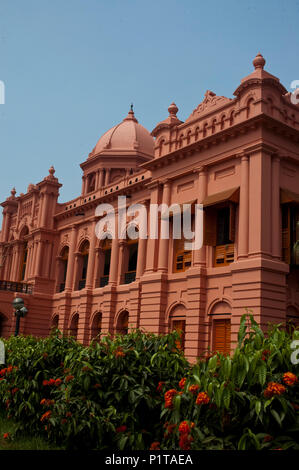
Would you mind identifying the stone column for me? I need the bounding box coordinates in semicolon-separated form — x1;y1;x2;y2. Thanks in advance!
104;168;111;187
65;225;77;292
95;170;99;191
99;169;105;188
85;222;96;289
238;154;249;259
117;241;125;284
109;216;119;285
193;167;207;267
144;183;161;273
158;181;172;272
35;240;44;277
37;193;44;227
81;176;86;195
136;237;147;280
41;193;50;227
271;155;281;259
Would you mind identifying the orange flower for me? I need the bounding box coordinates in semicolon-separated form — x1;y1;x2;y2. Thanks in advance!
3;433;10;440
156;381;165;393
264;382;286;398
178;421;190;434
65;412;72;418
65;375;74;383
114;349;126;358
263;435;273;442
55;378;62;387
93;383;101;388
11;387;19;395
188;384;199;395
149;441;160;450
40;411;51;422
179;433;194;450
195;392;210;405
282;372;298;387
164;389;178;409
40;398;47;405
179;377;187;389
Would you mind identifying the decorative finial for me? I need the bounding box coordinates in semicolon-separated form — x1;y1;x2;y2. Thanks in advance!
130;103;134;112
168;102;178;117
11;187;16;198
49;166;55;177
253;52;266;70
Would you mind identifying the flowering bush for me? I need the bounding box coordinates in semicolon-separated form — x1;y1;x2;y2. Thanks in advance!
0;328;188;450
0;314;298;450
155;313;299;450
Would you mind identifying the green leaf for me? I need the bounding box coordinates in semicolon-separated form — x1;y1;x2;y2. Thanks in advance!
271;409;282;427
255;400;261;417
119;435;128;450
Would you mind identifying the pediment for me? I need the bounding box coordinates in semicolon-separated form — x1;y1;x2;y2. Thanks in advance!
186;90;232;121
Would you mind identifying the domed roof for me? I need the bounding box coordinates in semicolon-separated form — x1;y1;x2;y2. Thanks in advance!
91;108;154;159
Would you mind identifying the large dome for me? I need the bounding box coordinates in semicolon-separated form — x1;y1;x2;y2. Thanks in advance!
92;108;154;159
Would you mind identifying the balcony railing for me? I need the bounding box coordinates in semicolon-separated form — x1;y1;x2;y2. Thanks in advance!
124;271;136;284
0;280;33;294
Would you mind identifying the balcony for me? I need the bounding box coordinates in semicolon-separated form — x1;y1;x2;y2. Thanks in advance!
124;271;136;284
0;280;33;294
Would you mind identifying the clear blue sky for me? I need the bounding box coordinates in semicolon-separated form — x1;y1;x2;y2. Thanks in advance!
0;0;299;215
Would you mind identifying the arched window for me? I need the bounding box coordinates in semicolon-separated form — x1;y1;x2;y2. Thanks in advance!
78;241;89;290
194;126;200;141
186;130;192;144
69;313;79;339
58;246;69;292
116;311;129;335
90;312;102;340
210;301;231;355
169;304;186;351
220;115;226;130
51;315;59;331
159;139;165;157
246;98;254;118
203;122;208;138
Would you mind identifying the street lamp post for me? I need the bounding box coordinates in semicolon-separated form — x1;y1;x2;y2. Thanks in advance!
12;298;28;336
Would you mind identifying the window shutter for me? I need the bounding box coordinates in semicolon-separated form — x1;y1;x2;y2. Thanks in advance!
172;319;185;350
213;319;231;355
229;203;236;242
203;208;217;246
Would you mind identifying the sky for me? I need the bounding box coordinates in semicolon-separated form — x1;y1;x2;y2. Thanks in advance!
0;0;299;218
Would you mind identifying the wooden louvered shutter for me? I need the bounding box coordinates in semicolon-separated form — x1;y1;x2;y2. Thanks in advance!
213;319;231;355
282;206;290;264
172;319;185;351
203;208;217;246
229;203;236;243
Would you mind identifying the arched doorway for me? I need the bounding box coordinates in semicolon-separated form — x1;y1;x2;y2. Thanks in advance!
169;304;186;351
210;301;231;355
58;246;69;292
69;313;79;340
51;315;59;331
90;312;102;341
116;310;129;335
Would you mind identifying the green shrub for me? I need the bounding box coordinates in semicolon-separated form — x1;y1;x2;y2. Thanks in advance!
157;314;299;450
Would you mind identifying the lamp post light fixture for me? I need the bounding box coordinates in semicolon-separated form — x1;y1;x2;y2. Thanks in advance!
12;297;28;336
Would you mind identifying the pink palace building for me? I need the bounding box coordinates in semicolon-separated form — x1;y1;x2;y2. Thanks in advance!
0;54;299;362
